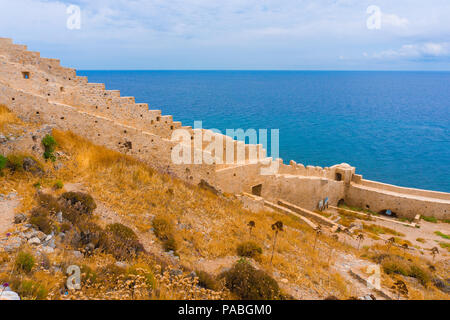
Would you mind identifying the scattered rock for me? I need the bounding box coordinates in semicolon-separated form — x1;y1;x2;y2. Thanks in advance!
115;261;129;269
350;221;363;230
41;246;54;254
3;237;22;252
72;250;83;258
56;211;63;223
14;213;27;224
28;237;41;245
22;157;44;176
433;277;450;294
0;288;20;300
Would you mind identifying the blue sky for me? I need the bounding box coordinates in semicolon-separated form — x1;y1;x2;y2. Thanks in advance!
1;0;450;70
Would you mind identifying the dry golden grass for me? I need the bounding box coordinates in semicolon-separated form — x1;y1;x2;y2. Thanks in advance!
0;104;27;135
47;129;359;298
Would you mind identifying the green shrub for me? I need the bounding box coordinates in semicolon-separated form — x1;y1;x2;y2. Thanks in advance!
6;154;24;172
434;231;450;240
422;216;437;223
15;251;35;273
195;270;218;290
54;180;64;189
0;154;6;170
11;279;48;300
237;241;263;258
42;134;57;161
60;192;97;215
127;264;155;288
221;260;280;300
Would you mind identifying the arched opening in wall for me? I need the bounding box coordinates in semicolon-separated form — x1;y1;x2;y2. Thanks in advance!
22;72;30;79
60;87;64;92
337;199;345;207
378;209;398;218
251;184;262;197
156;116;160;122
335;173;342;181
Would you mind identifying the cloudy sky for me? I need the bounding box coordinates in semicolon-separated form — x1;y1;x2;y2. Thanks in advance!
1;0;450;70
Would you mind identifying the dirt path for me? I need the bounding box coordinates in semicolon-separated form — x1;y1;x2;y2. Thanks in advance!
0;193;19;236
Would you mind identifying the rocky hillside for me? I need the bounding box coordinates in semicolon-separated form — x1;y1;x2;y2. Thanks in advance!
0;104;448;300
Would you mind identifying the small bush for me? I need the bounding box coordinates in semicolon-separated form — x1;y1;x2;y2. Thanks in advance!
106;223;138;241
0;154;6;170
434;231;450;240
409;265;431;286
379;254;431;286
60;222;72;233
42;134;57;161
195;270;218;290
80;264;98;284
152;215;173;240
6;154;24;172
15;251;35;273
101;223;144;260
11;279;48;300
422;216;437;223
128;263;155;288
237;241;263;258
221;260;280;300
29;207;52;234
54;180;64;189
60;192;97;215
163;234;178;253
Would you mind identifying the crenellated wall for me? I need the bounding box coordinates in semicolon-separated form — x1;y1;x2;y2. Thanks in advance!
1;37;449;219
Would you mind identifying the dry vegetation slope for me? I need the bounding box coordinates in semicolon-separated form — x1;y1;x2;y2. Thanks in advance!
0;104;449;300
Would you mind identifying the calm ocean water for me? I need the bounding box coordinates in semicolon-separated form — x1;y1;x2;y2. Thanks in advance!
78;71;450;193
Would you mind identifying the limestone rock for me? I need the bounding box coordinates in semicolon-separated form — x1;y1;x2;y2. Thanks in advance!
22;157;44;176
115;261;129;269
14;213;27;224
0;289;20;300
28;237;41;245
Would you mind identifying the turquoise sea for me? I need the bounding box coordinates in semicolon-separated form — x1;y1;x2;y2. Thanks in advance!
78;71;450;192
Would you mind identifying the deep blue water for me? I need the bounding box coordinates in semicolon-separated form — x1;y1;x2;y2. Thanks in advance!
77;71;450;193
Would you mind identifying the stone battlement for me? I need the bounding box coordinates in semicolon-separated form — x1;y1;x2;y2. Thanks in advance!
0;37;449;219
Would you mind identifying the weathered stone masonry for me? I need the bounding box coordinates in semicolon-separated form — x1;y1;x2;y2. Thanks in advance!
1;38;449;219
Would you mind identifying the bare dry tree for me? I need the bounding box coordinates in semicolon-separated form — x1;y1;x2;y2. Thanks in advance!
431;246;439;261
391;280;408;300
247;220;255;237
270;221;284;265
386;237;395;253
313;225;322;252
401;243;409;255
357;233;364;250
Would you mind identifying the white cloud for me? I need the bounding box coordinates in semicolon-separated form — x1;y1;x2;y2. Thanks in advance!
0;0;450;69
371;42;450;59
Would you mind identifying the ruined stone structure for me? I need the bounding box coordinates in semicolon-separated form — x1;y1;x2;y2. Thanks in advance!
1;38;449;219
